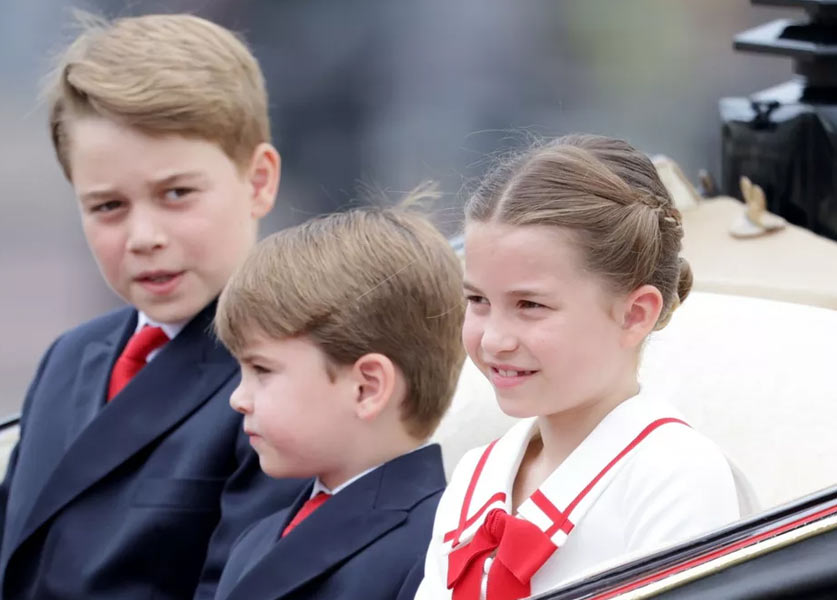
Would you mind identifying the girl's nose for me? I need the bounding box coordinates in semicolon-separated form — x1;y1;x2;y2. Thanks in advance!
480;318;519;356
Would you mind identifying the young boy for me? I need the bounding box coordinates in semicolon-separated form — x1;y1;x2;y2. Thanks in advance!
211;203;466;600
0;14;302;600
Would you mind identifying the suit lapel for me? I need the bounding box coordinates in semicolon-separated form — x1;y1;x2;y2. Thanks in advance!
223;485;312;592
227;445;445;600
67;314;133;441
228;472;405;600
0;314;132;556
16;302;236;549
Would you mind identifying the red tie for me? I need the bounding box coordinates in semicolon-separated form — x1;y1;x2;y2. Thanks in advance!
282;492;331;537
107;325;169;401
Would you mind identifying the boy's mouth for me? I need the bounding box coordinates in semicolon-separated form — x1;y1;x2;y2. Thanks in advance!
243;427;261;446
135;270;185;294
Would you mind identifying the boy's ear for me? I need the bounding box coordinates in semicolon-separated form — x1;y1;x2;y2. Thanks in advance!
245;142;280;218
619;284;663;348
351;353;396;422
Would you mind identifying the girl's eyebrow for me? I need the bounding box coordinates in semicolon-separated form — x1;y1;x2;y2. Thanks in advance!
508;287;550;298
464;280;551;298
462;280;484;294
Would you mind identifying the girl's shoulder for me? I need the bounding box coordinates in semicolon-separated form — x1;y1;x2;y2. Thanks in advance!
617;420;742;529
628;421;735;482
605;392;744;517
618;391;734;481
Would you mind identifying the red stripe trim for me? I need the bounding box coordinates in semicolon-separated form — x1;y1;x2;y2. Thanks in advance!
561;418;688;521
590;503;837;599
444;492;508;544
444;418;688;547
531;490;574;536
444;440;499;546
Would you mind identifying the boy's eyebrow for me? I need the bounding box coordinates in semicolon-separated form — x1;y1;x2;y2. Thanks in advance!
237;351;262;363
151;171;206;187
79;189;119;202
238;349;279;364
78;171;207;202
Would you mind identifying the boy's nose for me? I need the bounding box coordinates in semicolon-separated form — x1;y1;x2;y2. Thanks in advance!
229;382;252;414
126;210;167;253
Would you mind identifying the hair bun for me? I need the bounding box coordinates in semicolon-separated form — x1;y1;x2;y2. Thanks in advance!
654;256;693;331
676;257;693;304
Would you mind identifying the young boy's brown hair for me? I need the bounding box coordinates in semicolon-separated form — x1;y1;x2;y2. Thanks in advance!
216;196;466;440
210;194;465;600
49;12;270;179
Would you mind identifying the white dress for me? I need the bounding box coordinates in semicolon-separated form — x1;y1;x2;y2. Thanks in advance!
415;390;744;600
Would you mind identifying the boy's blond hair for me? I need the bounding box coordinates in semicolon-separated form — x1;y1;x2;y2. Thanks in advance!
47;13;270;180
215;196;466;440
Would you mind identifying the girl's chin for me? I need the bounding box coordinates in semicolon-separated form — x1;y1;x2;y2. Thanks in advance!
494;395;541;419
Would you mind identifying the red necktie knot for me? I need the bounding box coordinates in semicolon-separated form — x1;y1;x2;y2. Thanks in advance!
107;325;169;401
123;325;169;362
282;491;331;537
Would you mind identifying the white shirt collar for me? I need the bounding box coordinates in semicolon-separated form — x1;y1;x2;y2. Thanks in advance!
309;442;432;499
135;311;188;340
310;468;375;498
135;312;188;362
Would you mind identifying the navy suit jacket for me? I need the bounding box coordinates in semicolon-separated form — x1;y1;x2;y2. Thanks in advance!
0;303;303;600
214;444;446;600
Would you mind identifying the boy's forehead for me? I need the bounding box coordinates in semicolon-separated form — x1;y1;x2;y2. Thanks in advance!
234;329;309;356
66;116;234;187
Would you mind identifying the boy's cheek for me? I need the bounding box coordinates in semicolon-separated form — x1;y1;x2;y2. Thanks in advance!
84;232;124;271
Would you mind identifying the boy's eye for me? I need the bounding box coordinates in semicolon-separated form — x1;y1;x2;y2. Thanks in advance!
251;364;271;375
163;187;195;201
518;299;546;310
90;200;125;214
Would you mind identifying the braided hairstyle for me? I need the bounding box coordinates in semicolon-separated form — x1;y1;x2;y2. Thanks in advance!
467;134;691;330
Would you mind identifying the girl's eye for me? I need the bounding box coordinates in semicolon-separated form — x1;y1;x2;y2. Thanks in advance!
466;295;488;305
164;187;195;201
91;200;125;214
518;300;546;310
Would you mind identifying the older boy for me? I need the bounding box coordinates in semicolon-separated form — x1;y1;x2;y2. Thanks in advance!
211;202;465;600
0;14;301;600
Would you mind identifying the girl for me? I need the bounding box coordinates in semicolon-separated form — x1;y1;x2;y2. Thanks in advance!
416;135;746;600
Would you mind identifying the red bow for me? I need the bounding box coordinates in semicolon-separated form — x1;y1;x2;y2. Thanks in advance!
447;508;557;600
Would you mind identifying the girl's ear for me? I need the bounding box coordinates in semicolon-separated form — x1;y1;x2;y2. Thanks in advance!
246;142;280;219
619;284;663;348
351;353;397;422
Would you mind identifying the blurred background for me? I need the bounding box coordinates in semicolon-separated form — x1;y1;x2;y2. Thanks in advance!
0;0;796;414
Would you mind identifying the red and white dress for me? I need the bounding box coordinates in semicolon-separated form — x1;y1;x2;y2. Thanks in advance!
415;391;744;600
